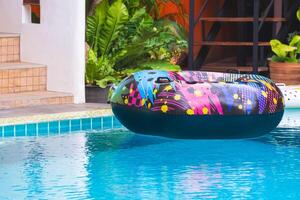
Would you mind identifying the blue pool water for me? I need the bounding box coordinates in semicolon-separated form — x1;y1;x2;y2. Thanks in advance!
1;110;300;200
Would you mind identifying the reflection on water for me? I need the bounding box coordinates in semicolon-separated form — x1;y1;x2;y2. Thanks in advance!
0;110;300;199
253;127;300;147
24;142;46;198
253;109;300;147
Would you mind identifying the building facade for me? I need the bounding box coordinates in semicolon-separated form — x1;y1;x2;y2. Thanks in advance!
0;0;86;107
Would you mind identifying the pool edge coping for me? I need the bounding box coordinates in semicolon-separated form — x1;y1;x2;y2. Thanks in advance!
0;108;113;126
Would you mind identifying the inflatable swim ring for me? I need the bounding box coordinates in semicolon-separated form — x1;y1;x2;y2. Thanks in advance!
110;70;284;139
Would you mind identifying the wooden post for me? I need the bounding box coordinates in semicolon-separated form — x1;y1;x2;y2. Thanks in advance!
274;0;283;36
237;0;246;67
188;0;195;70
253;0;259;74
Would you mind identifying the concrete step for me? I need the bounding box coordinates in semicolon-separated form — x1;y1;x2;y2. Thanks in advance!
0;91;73;110
0;33;20;63
0;62;47;94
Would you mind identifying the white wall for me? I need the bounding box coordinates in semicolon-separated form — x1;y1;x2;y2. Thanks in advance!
0;0;86;103
0;0;22;33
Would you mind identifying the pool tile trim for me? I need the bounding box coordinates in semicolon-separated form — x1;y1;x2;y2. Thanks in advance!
0;115;123;138
0;108;124;138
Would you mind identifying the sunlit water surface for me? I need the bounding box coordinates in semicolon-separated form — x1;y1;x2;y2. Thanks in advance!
1;110;300;199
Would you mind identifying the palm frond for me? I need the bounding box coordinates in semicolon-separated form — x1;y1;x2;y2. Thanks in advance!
99;0;129;56
86;0;109;53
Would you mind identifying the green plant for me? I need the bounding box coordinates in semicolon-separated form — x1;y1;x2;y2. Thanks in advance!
86;0;187;88
113;18;187;69
270;35;300;63
86;48;181;88
270;7;300;63
86;49;119;87
86;0;128;55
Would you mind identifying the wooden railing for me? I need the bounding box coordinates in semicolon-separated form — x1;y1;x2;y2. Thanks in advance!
188;0;296;74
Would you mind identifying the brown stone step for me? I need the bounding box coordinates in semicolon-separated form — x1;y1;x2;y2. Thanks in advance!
0;33;20;63
0;62;47;94
0;91;73;110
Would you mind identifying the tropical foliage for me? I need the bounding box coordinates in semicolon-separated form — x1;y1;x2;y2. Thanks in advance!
270;7;300;63
85;0;187;88
270;35;300;63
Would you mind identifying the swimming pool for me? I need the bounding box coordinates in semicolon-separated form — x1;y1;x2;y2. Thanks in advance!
1;110;300;199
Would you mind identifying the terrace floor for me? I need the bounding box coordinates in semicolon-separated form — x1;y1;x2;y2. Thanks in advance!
0;103;112;126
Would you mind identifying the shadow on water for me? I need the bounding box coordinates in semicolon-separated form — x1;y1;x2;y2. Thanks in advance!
85;130;172;153
85;109;300;152
84;109;300;153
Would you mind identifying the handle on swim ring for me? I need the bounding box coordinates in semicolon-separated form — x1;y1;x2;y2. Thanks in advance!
156;77;172;84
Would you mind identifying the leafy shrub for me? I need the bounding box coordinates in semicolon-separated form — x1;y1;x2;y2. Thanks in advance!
85;0;187;88
270;7;300;63
270;35;300;63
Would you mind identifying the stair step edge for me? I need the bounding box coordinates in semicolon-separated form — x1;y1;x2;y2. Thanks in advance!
0;62;46;70
0;91;74;110
0;33;20;38
0;91;72;100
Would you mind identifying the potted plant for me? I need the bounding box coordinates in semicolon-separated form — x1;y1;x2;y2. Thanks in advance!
85;49;121;103
269;8;300;85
